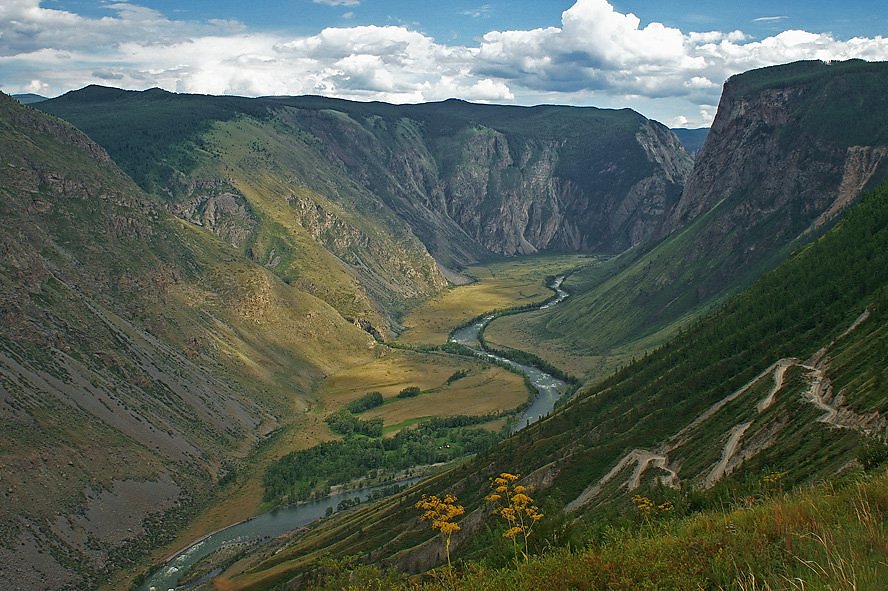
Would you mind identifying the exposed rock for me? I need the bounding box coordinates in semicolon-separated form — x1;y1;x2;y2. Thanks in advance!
170;185;257;250
295;103;693;265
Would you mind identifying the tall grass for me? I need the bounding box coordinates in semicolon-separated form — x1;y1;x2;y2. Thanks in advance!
291;470;887;591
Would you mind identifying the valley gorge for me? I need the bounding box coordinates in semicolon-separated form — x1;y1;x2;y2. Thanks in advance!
1;59;887;591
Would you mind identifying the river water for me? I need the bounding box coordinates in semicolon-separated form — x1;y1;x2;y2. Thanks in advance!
142;277;571;590
448;275;570;432
142;480;416;591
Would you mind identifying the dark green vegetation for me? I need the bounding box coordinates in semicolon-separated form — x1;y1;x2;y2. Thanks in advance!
37;86;269;193
517;59;888;382
263;418;503;505
324;409;384;438
223;179;888;588
346;392;384;414
397;386;422;399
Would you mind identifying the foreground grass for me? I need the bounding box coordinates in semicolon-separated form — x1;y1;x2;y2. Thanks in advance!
298;469;888;591
398;255;590;346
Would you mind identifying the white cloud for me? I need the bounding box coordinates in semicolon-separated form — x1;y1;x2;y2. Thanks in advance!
1;0;887;127
753;16;790;23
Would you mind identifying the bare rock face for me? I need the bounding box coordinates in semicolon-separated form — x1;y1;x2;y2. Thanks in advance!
294;101;693;266
660;60;888;301
171;183;258;250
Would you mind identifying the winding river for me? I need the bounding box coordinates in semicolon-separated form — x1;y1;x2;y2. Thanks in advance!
142;276;571;590
142;480;417;591
448;275;570;432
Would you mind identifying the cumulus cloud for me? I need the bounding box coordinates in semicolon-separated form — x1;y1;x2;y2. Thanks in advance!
1;0;887;126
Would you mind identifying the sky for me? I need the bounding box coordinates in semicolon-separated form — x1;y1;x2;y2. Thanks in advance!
1;0;886;127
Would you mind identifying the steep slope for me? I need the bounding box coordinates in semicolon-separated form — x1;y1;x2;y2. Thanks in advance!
37;87;448;334
0;94;379;589
38;89;692;276
493;59;888;379
218;180;888;589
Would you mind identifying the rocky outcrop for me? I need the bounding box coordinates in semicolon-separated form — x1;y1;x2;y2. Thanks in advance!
171;182;258;250
293;102;693;265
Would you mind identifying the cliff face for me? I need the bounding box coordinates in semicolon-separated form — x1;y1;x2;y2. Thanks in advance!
286;99;693;266
655;60;888;304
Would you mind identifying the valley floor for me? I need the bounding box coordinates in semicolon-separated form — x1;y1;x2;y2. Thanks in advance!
115;256;587;589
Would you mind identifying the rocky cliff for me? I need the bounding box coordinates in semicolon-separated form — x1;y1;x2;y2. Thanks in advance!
39;92;693;279
495;60;888;379
277;98;693;266
668;60;888;239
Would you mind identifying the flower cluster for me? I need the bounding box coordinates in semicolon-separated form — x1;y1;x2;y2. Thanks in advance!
485;472;544;561
761;471;786;486
415;494;465;567
632;494;673;519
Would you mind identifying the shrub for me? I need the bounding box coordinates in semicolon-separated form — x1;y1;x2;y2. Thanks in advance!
397;386;421;398
347;391;384;413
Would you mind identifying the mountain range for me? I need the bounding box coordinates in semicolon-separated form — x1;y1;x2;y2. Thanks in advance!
0;59;885;590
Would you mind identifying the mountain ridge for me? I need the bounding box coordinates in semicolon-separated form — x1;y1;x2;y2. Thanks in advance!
486;59;888;381
38;87;693;272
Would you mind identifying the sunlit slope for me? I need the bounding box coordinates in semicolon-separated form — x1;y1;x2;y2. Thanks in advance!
498;60;888;380
37;87;448;334
0;93;377;590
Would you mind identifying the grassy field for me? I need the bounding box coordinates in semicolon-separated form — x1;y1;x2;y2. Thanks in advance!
397;255;590;346
484;306;689;382
315;349;529;429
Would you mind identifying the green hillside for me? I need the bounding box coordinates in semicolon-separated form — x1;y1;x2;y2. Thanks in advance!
38;87;448;332
488;59;888;382
218;179;888;589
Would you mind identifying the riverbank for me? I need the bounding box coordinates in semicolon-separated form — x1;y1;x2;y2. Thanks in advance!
138;268;581;590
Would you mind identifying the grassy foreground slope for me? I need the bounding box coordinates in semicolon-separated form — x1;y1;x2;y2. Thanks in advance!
216;180;888;589
296;469;888;591
490;59;888;381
